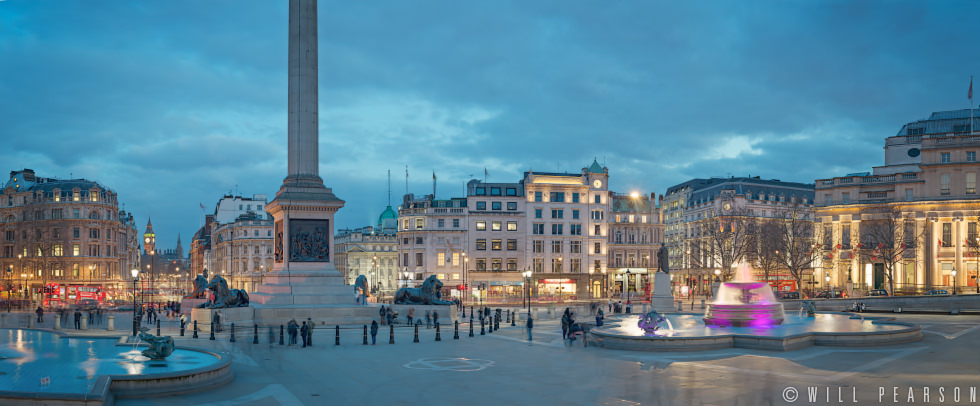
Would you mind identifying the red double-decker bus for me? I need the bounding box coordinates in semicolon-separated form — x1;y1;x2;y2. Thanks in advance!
43;283;106;308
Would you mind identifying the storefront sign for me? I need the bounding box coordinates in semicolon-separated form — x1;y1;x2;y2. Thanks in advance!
539;279;573;284
489;281;523;286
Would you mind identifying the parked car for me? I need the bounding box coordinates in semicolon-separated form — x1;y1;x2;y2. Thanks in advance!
775;291;800;300
814;290;846;298
868;289;889;297
924;289;949;296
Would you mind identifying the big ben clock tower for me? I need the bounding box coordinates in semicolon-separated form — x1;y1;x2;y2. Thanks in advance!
143;217;156;254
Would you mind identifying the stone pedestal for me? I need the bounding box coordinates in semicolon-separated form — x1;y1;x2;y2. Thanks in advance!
80;317;88;330
650;271;675;312
107;316;114;331
28;315;35;328
52;314;59;330
1;313;6;328
190;307;254;333
180;298;207;314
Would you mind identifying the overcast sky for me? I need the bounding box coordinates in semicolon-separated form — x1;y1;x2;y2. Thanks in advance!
1;0;977;251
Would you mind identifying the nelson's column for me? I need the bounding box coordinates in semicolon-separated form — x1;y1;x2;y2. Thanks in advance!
250;0;349;306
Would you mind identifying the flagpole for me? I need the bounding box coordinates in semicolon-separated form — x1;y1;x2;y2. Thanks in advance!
970;75;974;135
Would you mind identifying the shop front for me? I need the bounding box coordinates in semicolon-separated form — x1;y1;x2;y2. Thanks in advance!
612;268;649;301
537;278;578;302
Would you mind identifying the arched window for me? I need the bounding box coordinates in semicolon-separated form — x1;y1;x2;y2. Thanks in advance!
88;210;101;220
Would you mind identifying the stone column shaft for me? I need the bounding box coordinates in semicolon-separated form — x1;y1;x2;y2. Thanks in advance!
287;0;321;183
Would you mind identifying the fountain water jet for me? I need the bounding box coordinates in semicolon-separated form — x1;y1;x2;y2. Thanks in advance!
703;262;785;328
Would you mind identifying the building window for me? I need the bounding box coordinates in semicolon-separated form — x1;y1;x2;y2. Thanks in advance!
594;243;601;254
552;258;563;272
507;221;518;231
491;258;502;270
941;152;951;163
89;228;100;239
507;258;517;270
534;192;542;202
594;225;601;236
437;252;445;266
968;151;977;162
551;209;563;219
905;188;913;201
535;209;542;219
476;221;487;231
967;173;976;194
507;239;517;250
476;259;486;271
507;202;517;210
967;222;977;245
452;252;460;266
506;188;517;196
570;241;582;253
942;223;952;247
53;244;62;256
73;209;80;219
532;224;544;235
73;244;80;256
415;237;423;245
533;240;543;253
492;202;501;211
476;202;487;210
476;239;487;250
594;194;601;204
491;239;502;250
591;210;603;220
841;192;850;204
416;253;424;266
402;219;409;230
403;253;409;265
551;224;563;235
550;192;565;203
572;193;580;203
453;219;460;228
533;258;543;272
438;219;445;228
73;227;80;239
941;174;951;195
572;209;579;219
570;224;581;235
552;240;562;253
491;221;502;231
491;187;501;196
415;218;424;229
571;258;581;273
476;187;485;195
594;260;601;272
841;224;851;248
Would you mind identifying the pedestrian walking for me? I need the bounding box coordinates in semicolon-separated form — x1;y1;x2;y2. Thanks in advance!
379;306;386;326
407;307;415;326
214;311;222;332
432;310;439;326
306;318;314;346
73;308;82;330
595;309;604;327
526;314;533;343
300;321;309;347
370;320;379;345
36;306;44;323
425;310;431;328
288;319;299;345
561;313;569;339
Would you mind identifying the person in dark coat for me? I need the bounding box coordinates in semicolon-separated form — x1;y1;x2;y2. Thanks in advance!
300;321;309;347
36;306;44;323
306;318;314;346
287;319;298;345
73;309;82;329
379;306;386;326
432;310;439;327
370;320;379;345
526;315;533;343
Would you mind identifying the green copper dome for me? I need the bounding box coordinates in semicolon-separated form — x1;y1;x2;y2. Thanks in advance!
377;205;398;228
588;159;604;174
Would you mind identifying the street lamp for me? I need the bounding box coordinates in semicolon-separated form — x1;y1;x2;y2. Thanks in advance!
975;237;979;294
588;268;595;300
522;269;533;314
5;265;11;312
825;275;831;290
952;269;957;295
625;269;632;305
131;268;139;336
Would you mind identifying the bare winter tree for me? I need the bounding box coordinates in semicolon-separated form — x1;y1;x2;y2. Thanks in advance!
967;214;980;294
769;204;821;294
701;207;755;281
754;218;783;286
854;208;922;295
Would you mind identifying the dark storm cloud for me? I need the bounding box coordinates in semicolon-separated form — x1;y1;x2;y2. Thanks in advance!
1;0;977;243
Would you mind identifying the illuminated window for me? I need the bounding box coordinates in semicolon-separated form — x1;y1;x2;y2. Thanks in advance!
941;174;950;195
491;239;502;250
507;239;517;250
491;221;501;231
476;239;487;250
552;240;562;253
415;218;424;229
476;221;487;231
491;258;502;270
437;252;445;265
533;240;543;253
452;252;460;266
967;173;976;194
73;244;80;256
507;221;518;231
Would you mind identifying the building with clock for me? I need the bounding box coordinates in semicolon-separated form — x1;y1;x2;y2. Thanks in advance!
814;108;980;294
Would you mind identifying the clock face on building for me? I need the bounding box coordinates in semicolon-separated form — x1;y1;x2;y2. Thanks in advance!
145;237;151;243
723;203;732;211
907;148;920;157
593;180;602;188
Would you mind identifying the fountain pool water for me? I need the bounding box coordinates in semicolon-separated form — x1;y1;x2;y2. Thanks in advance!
0;329;229;402
703;262;785;328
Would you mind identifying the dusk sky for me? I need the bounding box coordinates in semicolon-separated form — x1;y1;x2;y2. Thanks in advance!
1;1;977;251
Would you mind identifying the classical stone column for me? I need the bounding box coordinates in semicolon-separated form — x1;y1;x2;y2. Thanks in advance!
286;0;322;186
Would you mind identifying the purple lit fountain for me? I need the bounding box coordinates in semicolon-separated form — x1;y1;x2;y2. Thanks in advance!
703;262;785;328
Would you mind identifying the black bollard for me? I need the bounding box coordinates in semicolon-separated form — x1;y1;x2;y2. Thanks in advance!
480;318;485;335
507;310;511;324
389;324;395;344
180;319;185;336
230;323;236;342
435;322;441;341
280;325;285;345
511;312;516;326
454;320;459;339
414;324;420;343
470;306;473;319
363;325;368;345
210;321;215;340
156;319;161;336
469;319;474;337
495;317;500;331
253;324;259;344
335;325;340;346
193;320;199;338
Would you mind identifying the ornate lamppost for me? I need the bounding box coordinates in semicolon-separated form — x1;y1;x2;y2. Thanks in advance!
5;265;11;312
625;269;632;305
131;268;140;336
522;268;533;314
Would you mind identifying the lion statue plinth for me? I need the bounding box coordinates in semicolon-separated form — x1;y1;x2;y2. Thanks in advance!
354;275;370;298
196;275;249;309
394;275;453;305
183;274;209;299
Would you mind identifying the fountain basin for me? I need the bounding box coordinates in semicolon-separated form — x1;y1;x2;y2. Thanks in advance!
703;303;786;328
589;313;922;351
0;329;231;405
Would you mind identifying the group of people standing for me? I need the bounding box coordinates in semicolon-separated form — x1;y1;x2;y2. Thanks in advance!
286;318;315;347
377;305;439;327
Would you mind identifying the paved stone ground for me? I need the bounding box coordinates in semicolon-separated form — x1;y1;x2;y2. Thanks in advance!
6;310;980;405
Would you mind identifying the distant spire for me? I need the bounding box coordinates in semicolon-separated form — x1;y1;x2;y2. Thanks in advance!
145;216;154;233
387;169;391;206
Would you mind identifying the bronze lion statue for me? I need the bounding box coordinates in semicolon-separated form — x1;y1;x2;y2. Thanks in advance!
394;275;453;305
184;274;209;299
196;275;249;308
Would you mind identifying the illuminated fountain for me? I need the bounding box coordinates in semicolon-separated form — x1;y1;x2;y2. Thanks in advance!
703;262;785;328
